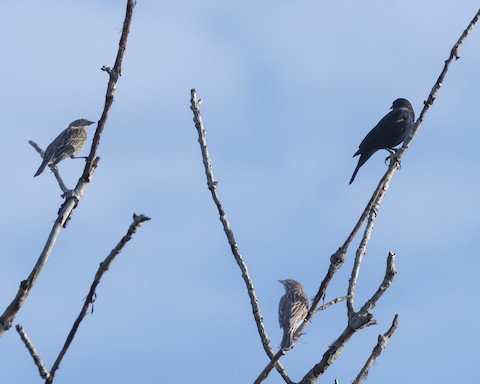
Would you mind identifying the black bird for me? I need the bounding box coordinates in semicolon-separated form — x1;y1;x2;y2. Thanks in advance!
278;279;309;350
34;119;95;177
349;98;414;184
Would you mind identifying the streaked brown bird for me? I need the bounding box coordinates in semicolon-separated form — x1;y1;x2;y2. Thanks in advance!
34;119;95;177
278;279;309;350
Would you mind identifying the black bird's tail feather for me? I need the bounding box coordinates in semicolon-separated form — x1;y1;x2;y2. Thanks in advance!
349;152;373;184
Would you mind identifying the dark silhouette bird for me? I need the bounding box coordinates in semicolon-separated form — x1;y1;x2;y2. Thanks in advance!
278;279;309;350
349;98;414;184
34;119;95;177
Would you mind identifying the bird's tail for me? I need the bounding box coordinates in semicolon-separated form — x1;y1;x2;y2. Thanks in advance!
280;330;294;350
349;152;372;184
34;158;49;177
349;162;362;184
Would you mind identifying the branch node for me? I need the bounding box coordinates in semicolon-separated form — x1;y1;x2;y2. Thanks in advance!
330;248;345;269
101;65;112;74
348;312;374;330
452;46;460;59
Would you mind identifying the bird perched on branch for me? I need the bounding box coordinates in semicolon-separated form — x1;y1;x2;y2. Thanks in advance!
34;119;95;177
349;98;414;184
278;279;309;350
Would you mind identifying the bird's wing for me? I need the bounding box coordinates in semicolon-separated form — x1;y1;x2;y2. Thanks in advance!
278;295;287;328
47;127;86;161
43;128;69;159
358;108;410;151
285;291;309;329
66;128;87;153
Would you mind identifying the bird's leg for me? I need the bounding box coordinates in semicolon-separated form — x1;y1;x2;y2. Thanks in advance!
384;148;401;169
70;155;88;160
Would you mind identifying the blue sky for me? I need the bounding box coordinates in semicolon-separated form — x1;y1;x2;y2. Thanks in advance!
1;1;480;383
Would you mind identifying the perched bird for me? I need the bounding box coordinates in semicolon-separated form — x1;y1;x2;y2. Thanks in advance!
278;279;309;350
34;119;95;177
349;98;414;184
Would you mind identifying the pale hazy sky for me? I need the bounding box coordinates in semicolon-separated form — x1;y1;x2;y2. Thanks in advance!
1;1;479;383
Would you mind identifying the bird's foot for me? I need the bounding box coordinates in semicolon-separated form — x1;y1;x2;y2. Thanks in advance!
384;148;401;169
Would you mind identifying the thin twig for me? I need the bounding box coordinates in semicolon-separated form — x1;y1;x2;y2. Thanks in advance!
406;9;480;147
190;89;292;384
315;296;349;313
352;314;399;384
0;0;136;339
83;0;136;181
0;205;74;337
347;189;388;316
360;252;397;315
15;324;50;380
46;213;150;384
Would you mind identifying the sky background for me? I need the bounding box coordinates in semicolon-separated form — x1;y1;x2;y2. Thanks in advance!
1;1;480;383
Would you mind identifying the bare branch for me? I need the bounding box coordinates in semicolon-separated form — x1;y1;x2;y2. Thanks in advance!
0;0;136;339
407;9;480;142
190;89;292;384
347;194;386;316
360;252;397;315
352;314;399;384
314;296;349;313
83;0;136;181
15;325;50;380
299;252;397;384
0;202;78;336
299;325;357;384
46;213;150;384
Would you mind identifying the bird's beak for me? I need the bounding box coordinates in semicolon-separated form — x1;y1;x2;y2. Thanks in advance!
278;280;285;285
89;121;95;125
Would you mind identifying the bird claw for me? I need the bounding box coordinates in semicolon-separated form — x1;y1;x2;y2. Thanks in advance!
384;149;401;169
